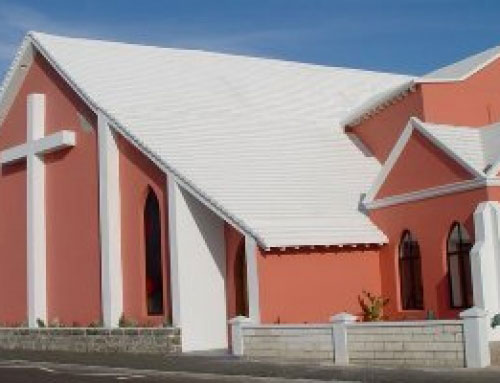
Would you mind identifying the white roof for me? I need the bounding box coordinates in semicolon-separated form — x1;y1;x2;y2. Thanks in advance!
417;120;500;176
420;46;500;83
1;32;413;247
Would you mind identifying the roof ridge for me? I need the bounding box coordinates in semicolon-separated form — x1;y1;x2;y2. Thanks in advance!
28;31;405;77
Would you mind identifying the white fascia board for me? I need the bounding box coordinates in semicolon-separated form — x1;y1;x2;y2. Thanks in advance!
486;155;500;177
412;118;484;178
363;118;415;204
365;177;500;210
25;32;264;248
0;36;35;126
417;54;500;84
341;80;415;128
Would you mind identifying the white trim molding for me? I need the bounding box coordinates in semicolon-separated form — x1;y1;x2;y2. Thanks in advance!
365;116;488;210
364;120;414;204
365;178;500;210
97;112;123;328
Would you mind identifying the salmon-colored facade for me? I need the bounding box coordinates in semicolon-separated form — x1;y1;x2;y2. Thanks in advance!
3;35;500;348
0;54;101;325
118;135;170;326
256;246;382;323
0;53;173;326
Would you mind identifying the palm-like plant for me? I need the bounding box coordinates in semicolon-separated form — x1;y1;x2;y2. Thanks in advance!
358;290;389;322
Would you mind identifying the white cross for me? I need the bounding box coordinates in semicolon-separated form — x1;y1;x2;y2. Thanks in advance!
0;93;76;327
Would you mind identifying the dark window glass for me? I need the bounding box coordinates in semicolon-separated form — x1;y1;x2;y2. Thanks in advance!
144;188;164;315
399;231;424;310
234;240;248;317
447;223;473;309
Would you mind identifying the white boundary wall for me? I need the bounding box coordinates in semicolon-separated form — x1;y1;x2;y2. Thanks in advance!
231;307;491;368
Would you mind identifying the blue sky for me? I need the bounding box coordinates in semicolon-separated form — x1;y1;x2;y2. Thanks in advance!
1;0;500;78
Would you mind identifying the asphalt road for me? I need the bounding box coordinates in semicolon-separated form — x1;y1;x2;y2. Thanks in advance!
0;350;500;382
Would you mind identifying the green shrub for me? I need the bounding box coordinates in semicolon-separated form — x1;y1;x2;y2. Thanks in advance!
357;290;389;322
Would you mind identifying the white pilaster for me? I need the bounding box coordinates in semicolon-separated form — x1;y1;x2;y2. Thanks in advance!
167;178;181;328
470;201;500;340
27;94;47;328
98;112;123;328
167;179;227;351
245;236;261;322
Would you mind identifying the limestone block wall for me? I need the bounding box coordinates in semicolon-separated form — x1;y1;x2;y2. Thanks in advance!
0;327;181;354
347;321;465;368
491;341;500;366
236;320;471;368
242;325;334;362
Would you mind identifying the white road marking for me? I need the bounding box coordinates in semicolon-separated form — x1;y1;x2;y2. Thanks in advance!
0;359;360;382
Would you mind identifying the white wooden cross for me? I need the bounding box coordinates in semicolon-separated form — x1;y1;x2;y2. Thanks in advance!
0;93;76;327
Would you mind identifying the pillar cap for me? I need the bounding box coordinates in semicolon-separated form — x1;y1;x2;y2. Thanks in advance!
330;312;358;324
460;306;488;319
228;316;253;325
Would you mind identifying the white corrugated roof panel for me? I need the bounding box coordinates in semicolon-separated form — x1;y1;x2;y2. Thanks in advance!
420;46;500;83
418;120;500;175
11;32;414;247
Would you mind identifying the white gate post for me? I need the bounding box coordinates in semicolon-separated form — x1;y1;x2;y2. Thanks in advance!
330;312;357;365
229;316;253;356
460;307;491;368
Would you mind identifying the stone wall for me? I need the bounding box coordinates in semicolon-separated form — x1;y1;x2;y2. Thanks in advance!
491;341;500;366
235;319;470;368
242;325;334;362
347;321;465;368
0;327;181;354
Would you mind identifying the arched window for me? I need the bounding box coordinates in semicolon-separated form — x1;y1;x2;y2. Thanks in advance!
447;223;473;309
144;188;164;315
399;231;424;310
234;239;248;317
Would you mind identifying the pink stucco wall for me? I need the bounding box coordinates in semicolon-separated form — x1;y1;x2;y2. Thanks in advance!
421;59;500;126
256;246;382;324
0;53;101;325
118;135;170;326
350;89;424;162
370;188;485;319
376;130;474;199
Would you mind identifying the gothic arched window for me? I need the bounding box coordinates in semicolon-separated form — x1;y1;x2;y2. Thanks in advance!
144;188;164;315
447;223;473;309
399;230;424;310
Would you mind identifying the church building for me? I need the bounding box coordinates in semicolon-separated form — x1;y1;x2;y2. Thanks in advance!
1;32;500;351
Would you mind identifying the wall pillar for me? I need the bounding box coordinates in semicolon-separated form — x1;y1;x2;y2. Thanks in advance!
229;316;253;356
97;112;123;328
471;201;500;340
330;312;357;365
168;179;227;351
460;307;491;368
245;236;261;323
